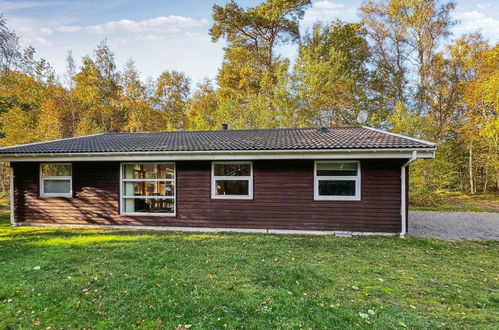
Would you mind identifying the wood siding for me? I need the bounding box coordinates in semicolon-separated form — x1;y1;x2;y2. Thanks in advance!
12;159;405;232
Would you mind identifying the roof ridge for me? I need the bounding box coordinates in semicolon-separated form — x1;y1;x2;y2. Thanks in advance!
102;126;363;135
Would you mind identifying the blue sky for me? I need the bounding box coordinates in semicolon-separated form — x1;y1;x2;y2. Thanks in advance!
2;0;498;83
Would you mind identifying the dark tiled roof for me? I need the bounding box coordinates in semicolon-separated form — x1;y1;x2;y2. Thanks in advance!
0;127;435;155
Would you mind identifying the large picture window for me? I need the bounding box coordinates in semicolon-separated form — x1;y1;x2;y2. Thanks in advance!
211;162;253;199
314;161;360;201
40;163;72;197
121;163;175;215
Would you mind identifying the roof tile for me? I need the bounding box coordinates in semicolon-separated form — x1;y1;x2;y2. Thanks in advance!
0;127;435;154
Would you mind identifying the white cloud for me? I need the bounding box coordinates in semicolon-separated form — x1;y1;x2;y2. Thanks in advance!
453;11;499;42
302;1;356;26
0;1;55;11
56;16;208;34
4;16;55;44
39;27;53;36
32;36;51;45
476;3;491;10
137;35;163;42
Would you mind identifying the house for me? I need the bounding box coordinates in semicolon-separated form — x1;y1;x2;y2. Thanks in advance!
0;126;436;236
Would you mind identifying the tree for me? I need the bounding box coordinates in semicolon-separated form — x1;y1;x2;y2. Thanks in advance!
0;14;21;71
153;70;190;130
210;0;310;127
426;34;489;141
460;43;499;192
64;51;78;134
210;0;310;68
186;79;218;130
360;0;456;117
73;57;107;135
121;60;161;132
0;106;34;146
294;21;371;126
36;88;66;141
21;46;55;84
72;43;124;135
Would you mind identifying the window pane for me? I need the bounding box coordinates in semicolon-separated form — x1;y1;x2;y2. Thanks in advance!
123;181;174;197
317;162;357;176
123;164;174;179
214;163;250;176
215;180;249;196
318;180;356;196
124;198;174;214
41;164;72;176
44;180;71;194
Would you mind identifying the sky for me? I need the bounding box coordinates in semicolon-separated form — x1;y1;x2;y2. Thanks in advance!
2;0;498;84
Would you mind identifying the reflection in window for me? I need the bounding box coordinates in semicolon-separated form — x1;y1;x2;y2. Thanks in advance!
123;198;175;214
212;162;253;199
314;161;360;200
215;180;249;196
121;163;175;215
40;163;72;197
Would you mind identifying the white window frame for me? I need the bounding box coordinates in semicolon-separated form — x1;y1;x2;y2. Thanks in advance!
211;161;253;200
39;163;73;198
314;160;361;201
120;162;176;216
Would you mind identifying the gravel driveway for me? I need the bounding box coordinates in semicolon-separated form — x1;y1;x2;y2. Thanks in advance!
409;211;499;240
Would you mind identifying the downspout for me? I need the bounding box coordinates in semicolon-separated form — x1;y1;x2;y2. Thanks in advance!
400;151;417;238
9;165;16;226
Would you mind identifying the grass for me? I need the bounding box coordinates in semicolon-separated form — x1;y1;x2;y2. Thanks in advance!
0;212;498;328
410;192;499;213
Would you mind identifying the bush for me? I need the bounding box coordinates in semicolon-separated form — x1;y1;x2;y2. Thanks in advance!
409;190;445;206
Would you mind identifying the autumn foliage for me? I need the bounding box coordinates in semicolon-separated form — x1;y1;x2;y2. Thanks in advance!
0;0;497;196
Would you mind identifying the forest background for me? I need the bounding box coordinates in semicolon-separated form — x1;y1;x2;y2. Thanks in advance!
0;0;497;208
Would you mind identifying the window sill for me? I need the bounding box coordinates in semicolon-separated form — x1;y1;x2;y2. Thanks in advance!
39;194;73;198
121;212;176;217
211;195;253;200
314;197;361;201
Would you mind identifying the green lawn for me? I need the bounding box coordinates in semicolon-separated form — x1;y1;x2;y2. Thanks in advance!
0;212;497;329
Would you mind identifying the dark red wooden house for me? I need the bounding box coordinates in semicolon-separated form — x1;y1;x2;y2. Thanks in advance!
0;126;436;236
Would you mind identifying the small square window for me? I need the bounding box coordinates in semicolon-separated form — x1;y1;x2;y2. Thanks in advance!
40;163;72;197
314;161;360;201
211;162;253;199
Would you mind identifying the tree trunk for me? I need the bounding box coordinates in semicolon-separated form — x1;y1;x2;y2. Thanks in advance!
0;164;7;194
469;145;474;194
483;166;488;193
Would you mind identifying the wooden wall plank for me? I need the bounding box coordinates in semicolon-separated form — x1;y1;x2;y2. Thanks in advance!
13;158;405;232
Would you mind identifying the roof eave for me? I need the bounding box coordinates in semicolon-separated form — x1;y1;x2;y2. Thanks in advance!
0;147;436;162
362;126;437;147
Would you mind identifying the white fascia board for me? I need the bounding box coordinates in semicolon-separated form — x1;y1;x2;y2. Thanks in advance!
1;149;436;162
362;126;437;147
